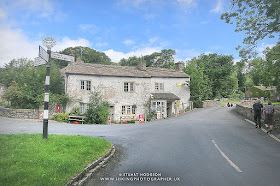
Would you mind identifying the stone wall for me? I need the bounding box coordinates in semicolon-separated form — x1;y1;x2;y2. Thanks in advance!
0;108;39;119
236;102;280;130
0;103;61;120
203;100;221;108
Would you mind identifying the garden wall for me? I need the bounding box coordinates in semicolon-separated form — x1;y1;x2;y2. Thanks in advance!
236;102;280;131
0;108;39;119
203;100;221;108
0;103;61;120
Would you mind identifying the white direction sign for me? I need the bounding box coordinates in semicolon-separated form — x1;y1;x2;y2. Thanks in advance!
39;45;49;62
51;52;75;62
34;57;47;66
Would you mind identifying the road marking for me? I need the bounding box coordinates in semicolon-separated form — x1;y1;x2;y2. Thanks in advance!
244;119;280;143
211;140;243;173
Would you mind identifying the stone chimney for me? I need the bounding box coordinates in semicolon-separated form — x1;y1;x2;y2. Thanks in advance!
175;62;184;71
138;57;146;71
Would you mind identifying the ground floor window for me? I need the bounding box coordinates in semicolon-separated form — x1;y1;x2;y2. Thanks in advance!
151;101;166;113
80;103;89;114
121;105;136;115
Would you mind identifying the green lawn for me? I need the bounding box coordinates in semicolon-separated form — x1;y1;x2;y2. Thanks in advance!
0;134;112;186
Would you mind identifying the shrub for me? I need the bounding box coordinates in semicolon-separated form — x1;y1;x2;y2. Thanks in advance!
147;110;156;121
53;113;69;122
85;88;110;124
69;106;81;116
193;100;203;108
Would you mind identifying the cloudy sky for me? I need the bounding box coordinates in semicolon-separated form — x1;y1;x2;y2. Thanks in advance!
0;0;278;67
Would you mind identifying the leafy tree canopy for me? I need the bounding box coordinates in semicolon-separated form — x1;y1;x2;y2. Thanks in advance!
221;0;280;58
0;58;66;108
54;46;113;68
184;53;238;100
119;49;176;69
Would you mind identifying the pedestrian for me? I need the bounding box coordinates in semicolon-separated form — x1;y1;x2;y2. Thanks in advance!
227;102;230;107
263;102;275;134
252;99;263;128
231;103;233;107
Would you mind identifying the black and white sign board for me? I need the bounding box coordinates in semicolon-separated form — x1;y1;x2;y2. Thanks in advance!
51;52;75;62
34;57;47;66
39;45;49;62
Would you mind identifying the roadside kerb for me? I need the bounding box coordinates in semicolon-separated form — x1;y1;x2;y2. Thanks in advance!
66;145;115;186
244;119;280;143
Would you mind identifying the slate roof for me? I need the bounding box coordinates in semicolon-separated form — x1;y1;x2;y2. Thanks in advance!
61;62;189;78
151;93;180;100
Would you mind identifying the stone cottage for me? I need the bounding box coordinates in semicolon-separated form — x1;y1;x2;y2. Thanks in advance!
245;85;279;102
61;60;190;123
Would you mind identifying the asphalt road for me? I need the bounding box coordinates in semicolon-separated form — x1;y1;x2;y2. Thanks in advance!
1;107;280;186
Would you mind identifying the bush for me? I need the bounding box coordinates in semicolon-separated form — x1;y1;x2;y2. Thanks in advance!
85;89;110;124
193;100;203;108
0;102;6;106
86;103;110;124
53;113;69;122
147;110;156;121
69;106;81;116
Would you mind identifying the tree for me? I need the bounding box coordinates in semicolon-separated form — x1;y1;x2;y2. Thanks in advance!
119;49;176;69
184;53;238;100
53;46;113;68
119;56;140;66
184;58;212;101
235;60;247;92
0;58;66;108
263;41;280;90
221;0;280;58
85;88;110;124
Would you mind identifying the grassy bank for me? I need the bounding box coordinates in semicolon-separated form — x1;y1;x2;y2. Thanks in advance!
0;134;111;186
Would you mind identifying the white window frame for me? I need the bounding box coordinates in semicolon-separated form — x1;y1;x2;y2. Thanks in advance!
86;81;91;90
81;80;91;91
121;105;136;115
124;82;135;92
155;82;164;91
80;103;89;114
81;80;85;90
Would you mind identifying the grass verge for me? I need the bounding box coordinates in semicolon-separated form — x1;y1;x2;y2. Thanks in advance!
0;134;111;186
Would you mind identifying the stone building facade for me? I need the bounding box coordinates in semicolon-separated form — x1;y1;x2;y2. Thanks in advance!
61;60;190;123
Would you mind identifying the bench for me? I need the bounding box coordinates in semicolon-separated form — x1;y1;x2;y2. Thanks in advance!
120;114;136;123
68;115;86;124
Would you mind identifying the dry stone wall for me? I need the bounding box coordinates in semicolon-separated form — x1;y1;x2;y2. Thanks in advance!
236;102;280;131
203;100;221;108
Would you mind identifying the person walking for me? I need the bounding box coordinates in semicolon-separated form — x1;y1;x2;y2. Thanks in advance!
252;99;263;128
263;102;275;134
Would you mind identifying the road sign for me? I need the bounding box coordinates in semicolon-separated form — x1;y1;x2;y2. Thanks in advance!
43;37;56;49
34;57;47;66
39;45;49;62
51;52;75;62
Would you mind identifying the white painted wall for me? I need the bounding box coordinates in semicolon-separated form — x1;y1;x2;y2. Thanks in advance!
65;74;190;123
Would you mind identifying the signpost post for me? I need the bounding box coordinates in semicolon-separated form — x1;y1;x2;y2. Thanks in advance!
37;37;76;140
42;37;56;139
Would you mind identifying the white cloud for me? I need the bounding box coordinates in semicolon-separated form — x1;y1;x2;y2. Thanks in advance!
257;43;276;53
13;0;55;18
52;37;91;52
123;39;135;45
210;0;223;13
0;26;40;67
104;47;161;62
